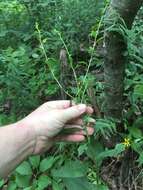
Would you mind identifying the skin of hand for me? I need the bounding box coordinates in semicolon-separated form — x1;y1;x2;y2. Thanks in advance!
0;100;94;178
19;100;95;155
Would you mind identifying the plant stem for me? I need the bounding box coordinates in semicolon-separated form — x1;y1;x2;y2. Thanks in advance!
57;31;79;89
36;23;74;99
76;5;108;100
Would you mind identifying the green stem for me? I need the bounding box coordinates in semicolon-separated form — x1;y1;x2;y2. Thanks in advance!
36;23;74;99
57;31;79;89
76;5;108;99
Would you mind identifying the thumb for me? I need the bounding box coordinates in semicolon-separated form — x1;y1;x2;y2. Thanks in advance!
61;104;86;122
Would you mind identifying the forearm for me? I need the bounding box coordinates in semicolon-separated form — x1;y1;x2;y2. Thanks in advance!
0;122;35;178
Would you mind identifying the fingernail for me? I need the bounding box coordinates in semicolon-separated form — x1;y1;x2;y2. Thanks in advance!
77;104;86;113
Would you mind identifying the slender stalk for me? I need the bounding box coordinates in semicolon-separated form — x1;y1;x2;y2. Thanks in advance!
76;5;108;100
56;31;79;88
36;23;74;99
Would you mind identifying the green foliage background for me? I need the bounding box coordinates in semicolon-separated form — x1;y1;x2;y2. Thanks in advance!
0;0;143;189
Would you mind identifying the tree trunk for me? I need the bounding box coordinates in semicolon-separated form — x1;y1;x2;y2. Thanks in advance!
104;0;143;120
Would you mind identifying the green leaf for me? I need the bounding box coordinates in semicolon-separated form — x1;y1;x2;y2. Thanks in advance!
87;140;105;169
7;181;17;190
131;140;143;154
133;84;143;99
63;177;98;190
44;85;58;96
0;31;7;37
78;144;88;156
87;142;125;169
0;179;4;188
98;144;125;160
95;119;116;137
15;173;31;188
16;161;32;175
52;160;88;178
29;155;40;169
137;153;143;166
52;181;63;190
32;53;39;59
95;185;109;190
37;175;51;190
23;187;32;190
39;156;56;172
133;117;143;128
129;127;142;138
86;139;104;164
90;30;97;38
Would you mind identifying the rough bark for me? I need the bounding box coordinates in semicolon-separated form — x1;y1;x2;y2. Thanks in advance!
104;0;143;120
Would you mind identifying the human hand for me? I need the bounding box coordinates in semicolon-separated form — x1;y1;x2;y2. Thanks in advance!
19;100;95;155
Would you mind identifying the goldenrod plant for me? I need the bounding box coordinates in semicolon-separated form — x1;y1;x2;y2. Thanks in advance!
0;0;143;189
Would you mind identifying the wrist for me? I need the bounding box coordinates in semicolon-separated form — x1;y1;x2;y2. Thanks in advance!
0;122;37;178
16;120;36;156
17;120;54;155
